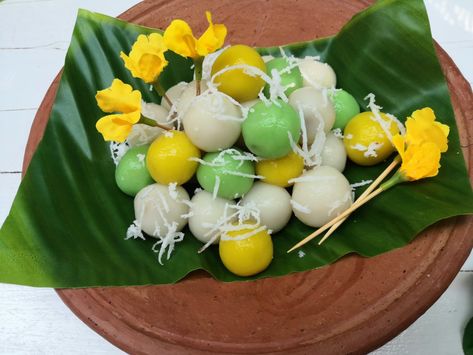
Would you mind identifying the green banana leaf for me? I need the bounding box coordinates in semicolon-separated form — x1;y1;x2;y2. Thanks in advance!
0;0;472;287
464;316;473;355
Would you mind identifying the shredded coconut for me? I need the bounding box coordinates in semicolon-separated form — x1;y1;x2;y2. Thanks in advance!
180;210;194;219
168;182;178;200
350;141;384;158
180;199;194;219
386;113;406;135
109;141;129;165
222;170;265;179
351;143;368;152
364;93;400;142
298;250;306;258
350;180;373;189
201;45;229;81
155;190;170;213
137;153;146;166
220;225;267;241
210;61;289;105
327;191;352;216
364;142;384;158
232;151;259;167
290;199;311;214
188;156;224;167
198;201;262;253
288;174;335;184
332;128;344;139
152;222;185;265
164;130;174;138
125;220;145;240
289;105;326;167
212;176;220;200
350;142;383;157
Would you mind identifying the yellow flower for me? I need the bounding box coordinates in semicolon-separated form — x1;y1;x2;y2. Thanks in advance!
392;135;441;181
390;107;450;181
404;107;450;152
163;11;227;59
95;79;141;142
120;33;168;84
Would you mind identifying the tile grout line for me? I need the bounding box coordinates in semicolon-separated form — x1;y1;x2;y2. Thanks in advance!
0;108;38;113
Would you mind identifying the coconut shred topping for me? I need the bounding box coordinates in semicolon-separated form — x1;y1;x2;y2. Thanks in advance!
127;186;193;264
327;191;352;216
290;199;311;214
151;221;185;265
364;93;406;142
198;201;266;253
332;128;344;139
126;220;145;241
350;180;373;189
350;142;385;158
110;141;130;165
289;105;326;167
189;149;259;168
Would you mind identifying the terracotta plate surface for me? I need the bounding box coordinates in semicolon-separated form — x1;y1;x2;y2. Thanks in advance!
22;1;473;354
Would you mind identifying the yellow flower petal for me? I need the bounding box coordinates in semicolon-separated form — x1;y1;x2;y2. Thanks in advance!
120;33;168;83
405;107;449;153
399;142;441;181
95;79;141;114
137;53;168;83
195;11;227;57
392;134;406;160
164;19;198;58
96;112;140;143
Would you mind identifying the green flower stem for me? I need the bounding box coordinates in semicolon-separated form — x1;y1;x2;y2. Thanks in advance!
139;115;171;131
152;81;173;108
193;56;204;96
380;170;407;191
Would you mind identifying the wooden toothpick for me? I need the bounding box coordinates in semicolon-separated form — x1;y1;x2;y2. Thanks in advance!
287;157;401;253
318;157;400;245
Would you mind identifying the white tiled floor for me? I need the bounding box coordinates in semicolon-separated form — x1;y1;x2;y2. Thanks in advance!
0;0;471;353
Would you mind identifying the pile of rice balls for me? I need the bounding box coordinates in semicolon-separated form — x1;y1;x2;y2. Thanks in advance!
114;45;402;276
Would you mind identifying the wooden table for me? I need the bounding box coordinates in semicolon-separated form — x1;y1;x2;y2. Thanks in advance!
0;0;471;353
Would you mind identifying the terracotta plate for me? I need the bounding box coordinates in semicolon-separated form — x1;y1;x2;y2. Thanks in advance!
23;1;473;354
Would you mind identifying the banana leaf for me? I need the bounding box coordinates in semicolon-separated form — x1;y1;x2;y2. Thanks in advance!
0;0;472;287
464;316;473;355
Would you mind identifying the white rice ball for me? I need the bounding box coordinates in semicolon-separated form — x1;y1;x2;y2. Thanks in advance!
241;182;292;233
298;59;337;88
289;87;336;142
183;92;242;152
134;183;190;237
291;166;352;227
161;81;188;111
321;133;347;172
127;102;172;146
175;80;209;115
188;191;234;244
127;125;162;147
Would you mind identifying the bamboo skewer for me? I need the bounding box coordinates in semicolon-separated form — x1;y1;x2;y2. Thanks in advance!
287;157;401;253
163;93;173;108
318;157;400;245
288;187;384;253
